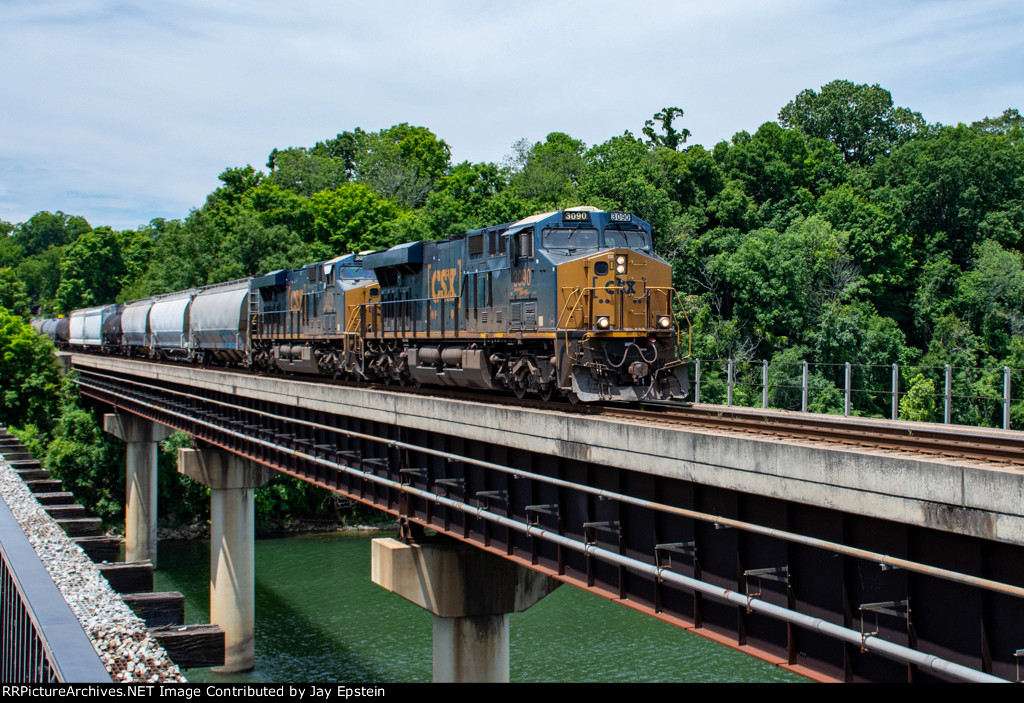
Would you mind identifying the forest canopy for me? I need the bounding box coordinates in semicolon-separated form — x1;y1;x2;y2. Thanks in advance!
4;79;1023;417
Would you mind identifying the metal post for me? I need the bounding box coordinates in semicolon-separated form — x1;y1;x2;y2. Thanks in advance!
762;360;769;409
944;365;952;425
727;359;734;406
892;364;899;420
844;362;851;417
694;359;701;404
1005;366;1012;431
801;362;808;413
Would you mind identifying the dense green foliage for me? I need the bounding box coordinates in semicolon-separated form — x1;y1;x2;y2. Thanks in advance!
0;306;61;430
3;78;1022;524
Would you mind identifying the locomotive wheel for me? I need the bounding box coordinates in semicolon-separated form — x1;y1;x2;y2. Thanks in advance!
539;383;555;402
513;380;528;399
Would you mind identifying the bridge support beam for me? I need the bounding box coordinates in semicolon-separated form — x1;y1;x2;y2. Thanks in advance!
371;537;559;682
104;413;173;565
178;447;273;673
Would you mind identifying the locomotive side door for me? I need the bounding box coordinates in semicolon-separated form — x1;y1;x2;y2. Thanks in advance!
509;227;537;332
323;263;337;334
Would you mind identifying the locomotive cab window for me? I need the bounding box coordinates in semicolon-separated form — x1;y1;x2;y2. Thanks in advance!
603;227;650;251
468;233;484;256
542;227;599;252
519;230;534;259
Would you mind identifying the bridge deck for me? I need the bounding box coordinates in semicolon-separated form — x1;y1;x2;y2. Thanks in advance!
68;353;1024;547
66;352;1024;682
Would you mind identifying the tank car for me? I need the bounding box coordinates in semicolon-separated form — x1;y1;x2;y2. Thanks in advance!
69;304;122;352
359;207;690;402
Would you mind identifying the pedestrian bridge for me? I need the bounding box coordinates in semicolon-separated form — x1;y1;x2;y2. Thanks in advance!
58;353;1024;682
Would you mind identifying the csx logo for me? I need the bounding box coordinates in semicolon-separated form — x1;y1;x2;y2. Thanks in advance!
289;290;303;311
430;265;460;299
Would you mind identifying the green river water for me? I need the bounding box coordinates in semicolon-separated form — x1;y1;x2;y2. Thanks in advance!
153;532;804;684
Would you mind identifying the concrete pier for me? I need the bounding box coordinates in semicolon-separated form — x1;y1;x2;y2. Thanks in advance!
178;447;273;673
104;413;173;565
371;537;559;682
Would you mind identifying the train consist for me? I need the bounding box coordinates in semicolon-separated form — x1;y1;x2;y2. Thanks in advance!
42;207;691;402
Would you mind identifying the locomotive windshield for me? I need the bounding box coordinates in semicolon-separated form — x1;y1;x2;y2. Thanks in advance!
603;228;650;251
541;225;651;253
542;227;600;252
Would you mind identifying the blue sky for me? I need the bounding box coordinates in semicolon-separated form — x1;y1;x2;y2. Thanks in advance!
1;0;1022;230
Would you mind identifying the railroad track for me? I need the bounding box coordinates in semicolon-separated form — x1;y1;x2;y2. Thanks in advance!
596;402;1024;467
69;353;1024;467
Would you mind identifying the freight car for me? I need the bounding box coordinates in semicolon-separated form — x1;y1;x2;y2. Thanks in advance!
46;208;691;403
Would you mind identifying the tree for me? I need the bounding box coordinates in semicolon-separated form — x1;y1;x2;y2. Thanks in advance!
0;229;22;268
54;227;152;312
40;379;125;521
508;132;586;207
0;306;61;431
870;124;1024;266
12;211;91;257
579;132;679;242
643;107;690;150
0;268;31;317
267;147;351;198
971;108;1024;141
210;166;263;206
778;80;925;165
955;239;1024;359
356;124;451;208
15;246;65;314
306;183;400;253
714;123;834;207
421;162;507;239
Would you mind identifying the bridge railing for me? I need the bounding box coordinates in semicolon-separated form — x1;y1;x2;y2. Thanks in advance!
0;490;111;683
689;359;1022;430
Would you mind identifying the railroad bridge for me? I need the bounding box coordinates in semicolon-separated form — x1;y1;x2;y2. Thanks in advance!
54;353;1024;681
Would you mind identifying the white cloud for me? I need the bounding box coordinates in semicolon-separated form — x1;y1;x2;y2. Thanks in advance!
0;0;1022;228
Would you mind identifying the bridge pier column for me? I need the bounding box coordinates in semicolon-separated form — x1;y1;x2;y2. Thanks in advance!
104;413;173;565
371;537;559;682
178;447;273;673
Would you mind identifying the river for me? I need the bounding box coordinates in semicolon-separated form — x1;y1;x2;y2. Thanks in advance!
153;531;804;683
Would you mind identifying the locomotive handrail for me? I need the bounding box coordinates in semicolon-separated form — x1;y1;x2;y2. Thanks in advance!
360;295;462;340
643;286;693;360
556;284;691;364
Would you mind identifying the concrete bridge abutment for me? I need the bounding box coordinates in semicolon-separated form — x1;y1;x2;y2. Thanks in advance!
178;446;274;673
104;413;173;565
371;537;559;682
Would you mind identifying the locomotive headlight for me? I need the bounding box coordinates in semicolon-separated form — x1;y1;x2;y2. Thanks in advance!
595;315;611;330
615;255;627;275
615;264;626;274
657;315;672;329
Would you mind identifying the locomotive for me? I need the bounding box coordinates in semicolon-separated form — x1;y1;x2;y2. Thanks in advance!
48;207;691;403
